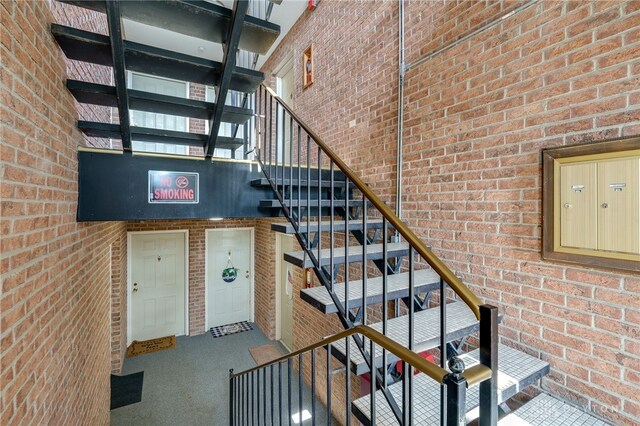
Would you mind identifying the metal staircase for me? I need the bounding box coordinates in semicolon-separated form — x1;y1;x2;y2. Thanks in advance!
231;85;612;425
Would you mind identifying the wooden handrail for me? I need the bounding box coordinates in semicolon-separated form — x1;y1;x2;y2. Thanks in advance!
231;324;491;387
231;325;449;384
262;85;482;319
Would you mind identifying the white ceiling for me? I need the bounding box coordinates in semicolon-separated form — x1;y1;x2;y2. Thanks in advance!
122;0;308;71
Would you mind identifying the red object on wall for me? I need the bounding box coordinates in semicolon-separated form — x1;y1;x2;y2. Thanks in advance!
396;351;435;375
307;0;318;11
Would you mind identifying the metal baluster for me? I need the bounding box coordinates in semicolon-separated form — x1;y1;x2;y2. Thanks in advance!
382;218;388;388
257;368;261;423
345;336;351;426
269;95;273;177
317;148;322;265
329;162;334;292
288;358;293;426
297;126;302;229
311;349;316;426
279;362;283;426
306;135;311;248
370;339;376;425
263;87;267;166
345;178;350;319
440;277;447;426
264;368;268;425
298;353;303;426
241;375;244;426
271;364;275;425
479;304;499;426
362;197;367;327
252;371;256;426
275;105;279;194
280;107;286;195
408;246;415;424
249;371;255;425
229;371;235;426
326;343;332;426
289;116;294;213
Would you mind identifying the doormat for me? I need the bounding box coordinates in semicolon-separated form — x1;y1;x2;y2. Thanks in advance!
111;371;144;410
249;344;283;366
210;321;253;338
127;335;176;358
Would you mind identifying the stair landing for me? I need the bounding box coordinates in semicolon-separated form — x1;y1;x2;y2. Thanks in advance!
498;393;610;425
352;344;550;425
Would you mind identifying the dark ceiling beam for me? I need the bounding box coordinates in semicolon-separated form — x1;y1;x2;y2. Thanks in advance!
105;0;132;152
205;0;249;159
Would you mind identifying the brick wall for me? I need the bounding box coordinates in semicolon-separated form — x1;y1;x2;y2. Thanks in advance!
261;1;640;424
1;0;126;423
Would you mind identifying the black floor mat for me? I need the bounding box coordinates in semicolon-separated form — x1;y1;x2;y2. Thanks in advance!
111;372;144;410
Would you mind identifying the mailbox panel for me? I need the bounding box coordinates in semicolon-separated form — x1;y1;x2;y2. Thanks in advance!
560;163;597;250
597;158;640;254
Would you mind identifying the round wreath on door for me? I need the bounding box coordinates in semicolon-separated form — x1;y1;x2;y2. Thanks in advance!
222;251;239;283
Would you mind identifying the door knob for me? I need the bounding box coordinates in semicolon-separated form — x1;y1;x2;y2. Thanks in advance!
601;203;609;208
133;282;138;293
246;271;250;279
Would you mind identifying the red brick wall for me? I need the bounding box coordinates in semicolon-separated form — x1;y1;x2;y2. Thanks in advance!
261;1;640;424
1;1;126;423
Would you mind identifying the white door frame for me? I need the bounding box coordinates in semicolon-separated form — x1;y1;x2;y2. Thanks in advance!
275;232;294;341
127;230;189;345
204;227;255;331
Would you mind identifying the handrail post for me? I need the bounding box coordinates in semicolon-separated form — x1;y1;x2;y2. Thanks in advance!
479;304;498;426
229;369;235;426
444;357;466;426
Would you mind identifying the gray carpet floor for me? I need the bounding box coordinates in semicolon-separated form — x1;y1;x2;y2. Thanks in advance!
110;325;333;426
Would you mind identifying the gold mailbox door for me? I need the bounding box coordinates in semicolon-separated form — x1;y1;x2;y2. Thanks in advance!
597;158;640;255
560;162;597;250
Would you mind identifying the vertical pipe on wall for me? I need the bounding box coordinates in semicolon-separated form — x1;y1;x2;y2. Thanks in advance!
396;0;405;219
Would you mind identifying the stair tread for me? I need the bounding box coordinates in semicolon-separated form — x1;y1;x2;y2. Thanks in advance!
498;394;610;426
300;269;440;314
284;242;408;268
352;344;550;425
331;301;480;375
77;121;243;150
272;219;389;235
68;80;252;124
251;178;354;188
51;25;263;93
259;199;367;208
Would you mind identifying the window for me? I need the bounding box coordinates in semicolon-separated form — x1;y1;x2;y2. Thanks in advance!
205;86;243;159
542;137;640;272
129;73;189;155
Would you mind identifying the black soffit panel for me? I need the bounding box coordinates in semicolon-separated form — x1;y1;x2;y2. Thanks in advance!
59;0;280;55
51;24;264;93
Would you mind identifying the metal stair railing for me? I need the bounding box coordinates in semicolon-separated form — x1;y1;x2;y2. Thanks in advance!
229;325;492;426
251;84;499;425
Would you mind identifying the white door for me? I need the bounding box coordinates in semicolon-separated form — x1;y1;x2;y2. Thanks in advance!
277;63;294;164
130;232;186;341
207;229;253;328
278;234;295;350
